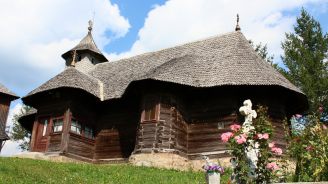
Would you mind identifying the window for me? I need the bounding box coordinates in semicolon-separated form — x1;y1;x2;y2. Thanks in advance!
42;120;48;136
142;97;159;121
144;106;157;121
70;119;82;135
53;118;63;132
84;126;94;139
77;55;82;61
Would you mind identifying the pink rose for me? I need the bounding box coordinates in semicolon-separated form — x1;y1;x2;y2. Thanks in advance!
323;125;327;130
306;145;313;151
257;133;269;140
295;114;302;118
319;106;323;113
271;147;283;155
230;124;241;132
234;134;247;144
221;132;234;143
269;142;275;148
266;162;279;170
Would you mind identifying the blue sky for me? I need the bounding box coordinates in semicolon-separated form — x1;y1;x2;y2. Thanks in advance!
0;0;327;155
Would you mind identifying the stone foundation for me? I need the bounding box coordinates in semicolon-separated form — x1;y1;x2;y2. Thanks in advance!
15;152;295;173
129;153;232;171
13;152;83;163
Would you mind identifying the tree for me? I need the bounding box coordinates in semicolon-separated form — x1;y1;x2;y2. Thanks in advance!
250;40;282;71
11;105;31;151
250;41;274;64
280;8;328;114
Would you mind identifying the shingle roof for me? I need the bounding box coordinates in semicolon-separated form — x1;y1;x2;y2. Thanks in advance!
25;67;102;99
61;32;108;62
24;108;37;116
24;31;305;102
90;31;303;100
17;107;37;132
0;83;19;99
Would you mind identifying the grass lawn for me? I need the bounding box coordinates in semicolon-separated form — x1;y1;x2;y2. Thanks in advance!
0;157;231;184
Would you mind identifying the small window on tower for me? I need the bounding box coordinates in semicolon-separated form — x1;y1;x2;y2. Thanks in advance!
77;55;82;61
91;58;95;64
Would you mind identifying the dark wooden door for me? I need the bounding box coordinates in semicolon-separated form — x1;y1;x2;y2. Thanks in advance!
33;117;50;152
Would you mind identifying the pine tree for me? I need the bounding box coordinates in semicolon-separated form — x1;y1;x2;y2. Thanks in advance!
280;8;328;114
11;105;31;151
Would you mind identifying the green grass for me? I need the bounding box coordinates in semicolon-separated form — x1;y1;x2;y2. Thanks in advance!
0;157;231;184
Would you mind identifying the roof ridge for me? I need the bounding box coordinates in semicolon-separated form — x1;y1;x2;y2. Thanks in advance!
96;31;239;67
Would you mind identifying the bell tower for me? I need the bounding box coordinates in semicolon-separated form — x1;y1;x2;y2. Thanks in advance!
61;20;108;73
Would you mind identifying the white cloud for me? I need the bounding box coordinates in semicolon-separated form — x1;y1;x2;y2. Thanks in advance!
0;0;130;93
1;103;23;156
109;0;327;63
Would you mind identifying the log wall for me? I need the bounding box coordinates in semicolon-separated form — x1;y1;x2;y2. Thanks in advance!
94;100;139;159
47;133;62;152
25;86;291;162
135;95;188;156
67;133;94;158
134;92;289;160
0;97;10;131
187;115;237;159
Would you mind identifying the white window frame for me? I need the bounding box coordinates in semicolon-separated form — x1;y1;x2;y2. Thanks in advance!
70;119;82;135
53;119;63;132
42;120;48;136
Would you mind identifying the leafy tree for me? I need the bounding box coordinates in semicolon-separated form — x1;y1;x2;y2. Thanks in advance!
11;105;31;151
280;8;328;114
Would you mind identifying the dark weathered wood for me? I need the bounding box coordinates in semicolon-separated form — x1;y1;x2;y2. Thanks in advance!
60;108;71;153
47;133;62;152
0;97;10;130
67;133;94;158
22;82;296;162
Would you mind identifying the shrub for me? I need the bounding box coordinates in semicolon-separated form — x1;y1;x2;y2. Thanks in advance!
221;106;282;183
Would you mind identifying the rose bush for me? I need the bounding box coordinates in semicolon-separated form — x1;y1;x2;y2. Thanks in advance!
286;106;328;182
221;106;283;183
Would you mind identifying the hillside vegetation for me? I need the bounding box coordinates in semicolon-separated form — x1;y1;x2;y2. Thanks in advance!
0;157;230;184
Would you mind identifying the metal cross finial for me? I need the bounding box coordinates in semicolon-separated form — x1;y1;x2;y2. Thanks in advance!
235;14;241;31
88;20;93;33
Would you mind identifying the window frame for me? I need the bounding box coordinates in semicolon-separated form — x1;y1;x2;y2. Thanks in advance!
52;117;64;133
69;116;95;140
70;118;82;135
42;119;48;136
141;96;160;123
84;126;94;139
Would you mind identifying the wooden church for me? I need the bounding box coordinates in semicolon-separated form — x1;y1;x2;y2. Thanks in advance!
0;83;19;152
19;20;308;168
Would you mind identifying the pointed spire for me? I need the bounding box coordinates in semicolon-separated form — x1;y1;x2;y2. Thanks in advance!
61;20;108;63
235;14;241;31
88;20;93;33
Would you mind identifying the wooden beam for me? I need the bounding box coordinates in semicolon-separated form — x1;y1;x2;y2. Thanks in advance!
29;120;38;151
60;108;71;154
